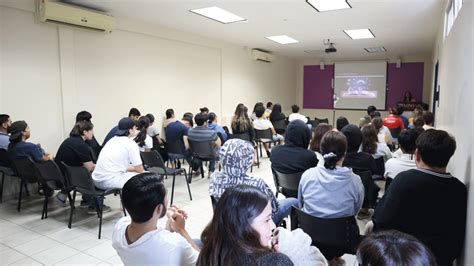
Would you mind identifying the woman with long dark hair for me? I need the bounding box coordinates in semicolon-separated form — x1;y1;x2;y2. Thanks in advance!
309;123;333;167
361;125;391;162
269;104;286;134
134;116;152;152
198;185;293;266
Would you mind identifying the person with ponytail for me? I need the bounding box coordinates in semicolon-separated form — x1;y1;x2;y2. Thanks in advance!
134;116;153;152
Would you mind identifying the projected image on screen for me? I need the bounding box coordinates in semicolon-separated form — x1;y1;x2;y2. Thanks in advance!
334;61;387;110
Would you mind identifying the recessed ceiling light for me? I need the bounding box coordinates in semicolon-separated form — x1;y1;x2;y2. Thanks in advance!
306;0;352;12
364;47;387;53
189;6;247;24
343;29;375;39
265;35;299;45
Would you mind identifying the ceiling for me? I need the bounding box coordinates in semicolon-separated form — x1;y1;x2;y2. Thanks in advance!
62;0;445;60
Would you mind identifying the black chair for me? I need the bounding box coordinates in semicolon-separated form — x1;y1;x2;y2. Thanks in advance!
140;151;191;206
165;140;187;168
307;120;318;130
11;157;40;212
272;169;304;198
33;160;72;219
314;117;330;126
292;207;360;260
60;162;125;239
0;148;15;203
188;139;219;178
272;120;287;135
254;128;277;157
353;169;379;208
373;157;385;180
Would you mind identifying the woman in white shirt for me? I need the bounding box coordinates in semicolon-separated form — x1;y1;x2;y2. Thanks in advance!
135;116;153;152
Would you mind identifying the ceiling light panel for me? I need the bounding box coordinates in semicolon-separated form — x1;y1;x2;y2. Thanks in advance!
265;35;299;45
364;47;387;53
344;29;375;39
189;6;246;24
306;0;351;12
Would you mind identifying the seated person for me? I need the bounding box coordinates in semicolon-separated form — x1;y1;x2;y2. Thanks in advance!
164;115;196;169
92;118;144;190
198;185;293;266
8;120;51;162
113;173;199;265
0;114;12;150
209;139;297;225
253;105;283;157
163;109;177;129
188;113;221;177
76;111;102;161
383;107;404;131
372;129;467;265
288;105;308;123
335;116;349;131
103;108;141;146
361;125;392;162
270;120;318;175
134;116;153;152
207;112;228;143
269;103;286;135
357;230;436;266
231;104;255;142
371;117;393;146
422;111;435;130
309;123;333;167
265;101;273;118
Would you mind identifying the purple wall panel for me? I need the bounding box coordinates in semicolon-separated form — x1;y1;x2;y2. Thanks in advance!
386;62;424;109
303;65;334;109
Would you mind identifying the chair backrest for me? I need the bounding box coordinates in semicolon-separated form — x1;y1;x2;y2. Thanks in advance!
254;128;273;141
140;150;166;169
273;169;303;198
272;119;286;131
293;207;359;254
314;118;330;126
374;157;385;176
33;160;67;188
188;140;216;161
231;133;251;141
389;127;401;138
60;162;98;194
0;148;13;168
165;140;186;155
11;157;40;183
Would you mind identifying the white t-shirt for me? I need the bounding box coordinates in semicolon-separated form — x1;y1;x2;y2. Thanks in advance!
288;113;308;123
378;126;393;144
112;217;198;266
373;142;392;162
92;136;142;184
139;135;153;152
253;118;274;130
384;153;416;179
147;127;159;137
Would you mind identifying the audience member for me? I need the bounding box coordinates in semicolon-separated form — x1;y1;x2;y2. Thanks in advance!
253;105;283;157
361;125;392;162
422;111;435;130
413;116;425;129
335;116;349;131
135;116;153;152
182;112;194;128
367;105;377;119
288;105;308;123
0;114;12;150
103;108;142;145
92;117;144;190
231;104;255;141
372;129;467;265
164;114;197;170
163;109;177;129
199;107;209;115
271;120;317;174
199;185;293;266
8;120;51;162
383;107;404;131
408;106;424;128
145;113;161;145
358;115;371;129
207;112;227;143
371;117;392;145
265;101;273;118
113;173;199;266
188;113;221;177
298;130;363;263
396;105;409;128
251;102;264;121
269;103;286;134
357;230;437;266
75;111;102;161
309;123;333;167
209;139;297;225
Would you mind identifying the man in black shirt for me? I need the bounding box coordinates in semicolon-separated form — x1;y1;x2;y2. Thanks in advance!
373;129;467;265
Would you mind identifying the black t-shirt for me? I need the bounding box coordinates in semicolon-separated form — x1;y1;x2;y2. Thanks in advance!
373;168;467;265
343;152;376;174
55;136;93;167
270;145;318;174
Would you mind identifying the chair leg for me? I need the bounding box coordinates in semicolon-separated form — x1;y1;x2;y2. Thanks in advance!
170;174;176;206
200;163;204;179
96;197;103;239
68;190;77;229
17;180;24;212
259;142;263;157
24;182;30;196
41;193;48;219
183;171;192;201
67;192;74;209
256;146;260;168
188;165;192;184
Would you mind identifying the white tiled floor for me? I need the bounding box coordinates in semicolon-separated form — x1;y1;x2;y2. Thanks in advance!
0;156;369;265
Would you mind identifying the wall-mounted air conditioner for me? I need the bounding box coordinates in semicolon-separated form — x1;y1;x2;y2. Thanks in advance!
37;0;116;33
252;49;274;63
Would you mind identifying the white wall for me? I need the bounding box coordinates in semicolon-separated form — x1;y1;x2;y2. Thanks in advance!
431;0;473;264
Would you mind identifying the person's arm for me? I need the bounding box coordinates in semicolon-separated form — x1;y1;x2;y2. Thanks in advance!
127;164;145;173
83;161;95;172
183;136;189;150
168;210;200;251
41;153;52;161
214;135;221;147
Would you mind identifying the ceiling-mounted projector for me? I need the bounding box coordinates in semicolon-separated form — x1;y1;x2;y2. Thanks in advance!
324;40;337;53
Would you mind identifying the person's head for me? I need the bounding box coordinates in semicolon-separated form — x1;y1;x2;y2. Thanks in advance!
413;116;425;128
181;116;193;128
413;106;424;118
145;113;155;125
234;103;245;116
194;113;209;127
252;102;264;114
138;116;150;130
361;125;378;155
200;107;209;114
404;91;413;102
122;173;166;224
372;111;381;118
336;116;349;131
285;120;311;149
232;104;251;131
0;114;12;132
198;185;273;265
371;117;384;131
357;230;437;266
388;107;398;115
415;129;456;168
208;112;217;124
75;111;92;123
396;105;404;116
359;115;371;128
341;124;363;153
310;123;333;152
116;117;139;138
255;105;265;118
219;139;254;177
320;131;347;170
271;104;282;115
69;120;94;140
165;109;175;119
8;120;29;143
398;129;421;154
422;111;434;126
266;102;273;109
367;105;377;116
128;108;141;120
135;117;151;146
291;105;300;114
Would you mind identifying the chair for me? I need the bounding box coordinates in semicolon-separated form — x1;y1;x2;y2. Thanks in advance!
307;120;318;130
165;140;187;168
254;128;277;157
60;162;125;239
33;160;72;219
292;207;360;259
11;157;41;212
0;149;15;203
188;139;220;178
314;117;329;126
272;169;304;198
272;119;287;135
140;151;191;206
353;169;379;208
373;157;385;180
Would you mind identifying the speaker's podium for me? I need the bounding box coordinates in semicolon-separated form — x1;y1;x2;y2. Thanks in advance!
397;102;428;111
